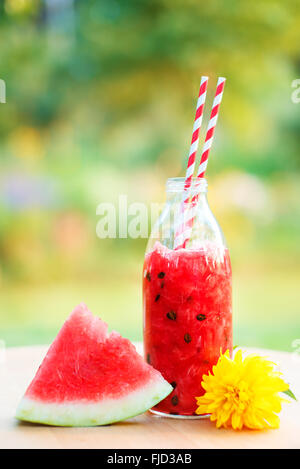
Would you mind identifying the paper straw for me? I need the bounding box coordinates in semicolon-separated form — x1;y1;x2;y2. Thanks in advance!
174;77;226;249
182;76;208;200
173;77;208;249
196;77;226;179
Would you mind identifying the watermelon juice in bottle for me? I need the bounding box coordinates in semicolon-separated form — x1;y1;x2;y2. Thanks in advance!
143;178;232;417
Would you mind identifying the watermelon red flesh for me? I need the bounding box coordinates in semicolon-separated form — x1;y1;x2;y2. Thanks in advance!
16;303;172;426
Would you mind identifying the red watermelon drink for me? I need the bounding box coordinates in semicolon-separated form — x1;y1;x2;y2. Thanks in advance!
143;243;232;416
143;177;232;417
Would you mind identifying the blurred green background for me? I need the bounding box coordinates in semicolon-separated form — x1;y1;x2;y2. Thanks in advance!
0;0;300;351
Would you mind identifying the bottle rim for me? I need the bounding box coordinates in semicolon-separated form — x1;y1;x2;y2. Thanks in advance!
166;177;208;193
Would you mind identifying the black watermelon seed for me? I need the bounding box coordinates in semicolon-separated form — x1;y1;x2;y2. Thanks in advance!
196;314;206;321
166;310;177;321
158;272;165;279
160;282;165;289
146;272;151;282
155;294;160;302
171;395;179;406
184;333;192;344
170;381;177;389
146;353;151;364
170;412;179;415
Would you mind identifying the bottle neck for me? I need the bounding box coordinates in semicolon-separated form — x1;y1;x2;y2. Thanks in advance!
166;177;208;204
146;178;226;251
166;190;208;206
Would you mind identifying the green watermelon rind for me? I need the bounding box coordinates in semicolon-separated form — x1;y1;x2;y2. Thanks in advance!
16;378;172;427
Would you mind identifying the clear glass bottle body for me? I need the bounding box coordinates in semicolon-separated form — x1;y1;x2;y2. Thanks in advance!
143;178;232;418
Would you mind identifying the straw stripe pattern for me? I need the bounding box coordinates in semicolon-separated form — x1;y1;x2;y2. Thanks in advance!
173;77;208;250
183;76;208;198
174;77;226;250
196;77;225;179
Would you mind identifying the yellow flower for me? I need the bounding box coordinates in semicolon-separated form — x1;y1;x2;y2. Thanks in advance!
195;350;289;430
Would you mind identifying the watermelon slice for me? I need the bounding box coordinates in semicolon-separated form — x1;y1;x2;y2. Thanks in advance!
16;303;172;426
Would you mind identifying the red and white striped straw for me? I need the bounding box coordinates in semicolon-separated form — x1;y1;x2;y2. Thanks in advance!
173;77;208;249
174;77;226;250
182;76;208;199
195;76;226;179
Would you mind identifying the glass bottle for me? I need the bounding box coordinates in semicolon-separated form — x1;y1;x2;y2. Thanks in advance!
143;177;232;418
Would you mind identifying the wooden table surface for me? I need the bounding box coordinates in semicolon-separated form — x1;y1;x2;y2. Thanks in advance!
0;344;299;449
